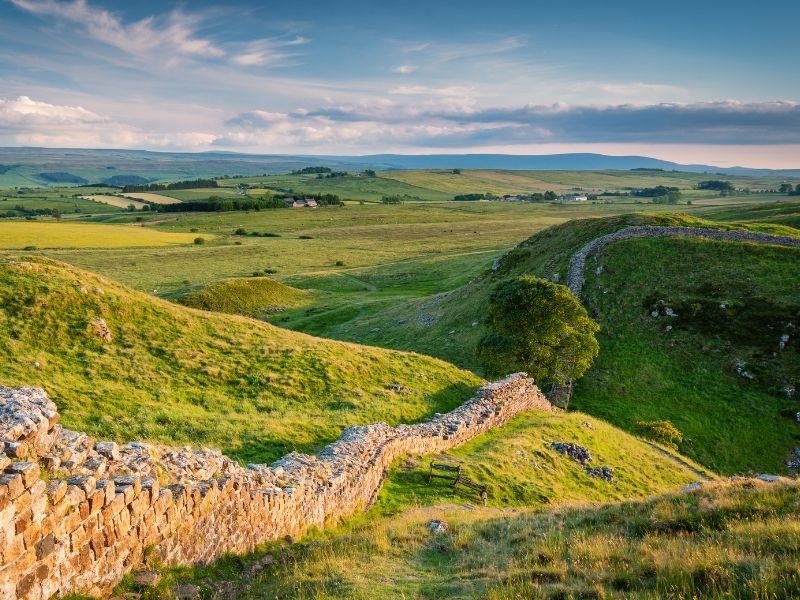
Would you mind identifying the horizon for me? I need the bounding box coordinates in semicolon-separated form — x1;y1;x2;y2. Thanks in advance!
0;0;798;168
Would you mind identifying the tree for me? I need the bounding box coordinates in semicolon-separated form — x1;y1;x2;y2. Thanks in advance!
779;183;793;194
544;190;557;201
477;276;599;385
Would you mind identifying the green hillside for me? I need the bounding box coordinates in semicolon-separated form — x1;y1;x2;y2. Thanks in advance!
321;214;800;474
0;256;482;462
177;276;310;318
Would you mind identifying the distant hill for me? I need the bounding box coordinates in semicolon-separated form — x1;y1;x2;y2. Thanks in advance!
0;147;798;187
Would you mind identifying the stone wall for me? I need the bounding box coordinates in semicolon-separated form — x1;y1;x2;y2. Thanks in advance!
567;226;800;297
0;374;551;599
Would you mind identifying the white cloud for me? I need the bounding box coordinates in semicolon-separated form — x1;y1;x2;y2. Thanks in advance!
391;65;416;74
231;36;309;67
0;95;217;149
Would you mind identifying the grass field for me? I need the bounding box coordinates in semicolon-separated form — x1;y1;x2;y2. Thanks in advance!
178;276;310;318
0;221;202;248
313;214;800;475
120;192;182;204
81;194;147;209
129;477;800;599
0;256;481;462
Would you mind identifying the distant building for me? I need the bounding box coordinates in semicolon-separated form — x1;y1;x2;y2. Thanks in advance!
502;195;522;202
285;197;319;208
557;193;588;202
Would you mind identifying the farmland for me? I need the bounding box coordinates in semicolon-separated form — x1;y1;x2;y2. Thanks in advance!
0;221;203;248
119;192;182;204
81;194;148;209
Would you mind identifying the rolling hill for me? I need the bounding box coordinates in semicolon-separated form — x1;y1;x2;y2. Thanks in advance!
0;256;482;463
316;214;800;474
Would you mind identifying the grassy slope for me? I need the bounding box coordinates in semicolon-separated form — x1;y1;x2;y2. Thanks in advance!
141;478;799;599
700;199;800;229
0;256;482;463
575;236;800;474
327;214;800;474
177;276;310;318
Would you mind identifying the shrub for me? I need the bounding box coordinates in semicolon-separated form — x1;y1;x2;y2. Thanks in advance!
264;268;277;274
636;420;684;448
193;237;206;245
261;232;280;237
299;235;313;239
335;260;345;266
189;228;198;233
22;246;38;251
235;228;247;235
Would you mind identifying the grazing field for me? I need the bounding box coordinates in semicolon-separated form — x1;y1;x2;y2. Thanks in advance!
0;256;481;462
320;214;800;474
81;194;148;209
154;478;800;599
0;221;202;248
13;198;774;296
157;187;243;201
120;192;182;204
379;169;799;196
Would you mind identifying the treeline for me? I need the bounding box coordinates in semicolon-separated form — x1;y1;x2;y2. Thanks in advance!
316;171;348;179
157;196;288;212
291;166;331;175
697;180;734;192
780;183;800;195
122;179;218;193
451;191;558;202
632;186;682;204
0;204;69;218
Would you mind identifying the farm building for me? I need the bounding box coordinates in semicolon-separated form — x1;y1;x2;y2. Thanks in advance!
283;197;319;208
557;193;588;202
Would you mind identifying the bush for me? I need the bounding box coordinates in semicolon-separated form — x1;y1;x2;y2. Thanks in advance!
22;246;38;251
261;232;280;237
264;268;277;274
299;235;313;239
193;237;206;245
636;420;684;448
335;260;345;266
190;228;198;233
235;228;247;235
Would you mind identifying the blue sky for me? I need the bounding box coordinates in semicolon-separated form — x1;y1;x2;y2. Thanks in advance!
0;0;798;167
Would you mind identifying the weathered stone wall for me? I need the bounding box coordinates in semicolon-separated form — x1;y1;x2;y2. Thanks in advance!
0;374;551;599
567;226;800;297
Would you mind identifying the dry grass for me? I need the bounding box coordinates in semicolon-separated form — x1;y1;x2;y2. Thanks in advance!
81;194;148;209
120;192;182;205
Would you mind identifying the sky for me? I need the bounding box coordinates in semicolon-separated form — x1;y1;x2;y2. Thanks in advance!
0;0;799;168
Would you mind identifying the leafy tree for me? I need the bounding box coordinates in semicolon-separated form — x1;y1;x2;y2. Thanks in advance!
544;190;557;201
477;276;599;384
779;183;793;194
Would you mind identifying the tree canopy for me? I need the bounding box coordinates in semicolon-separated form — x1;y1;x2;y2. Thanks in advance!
477;276;599;384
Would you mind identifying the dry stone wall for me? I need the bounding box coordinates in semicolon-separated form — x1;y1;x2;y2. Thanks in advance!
0;374;551;599
567;226;800;297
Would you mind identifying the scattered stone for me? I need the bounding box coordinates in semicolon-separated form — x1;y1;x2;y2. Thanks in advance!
756;473;781;482
786;449;800;470
427;520;449;534
172;583;200;599
734;360;755;380
95;441;120;460
549;441;592;465
585;466;613;481
581;421;594;429
719;303;727;309
133;570;160;587
651;310;659;318
682;482;703;493
779;334;790;350
595;266;603;275
664;307;677;318
472;321;479;327
90;317;113;342
664;325;673;333
388;383;409;393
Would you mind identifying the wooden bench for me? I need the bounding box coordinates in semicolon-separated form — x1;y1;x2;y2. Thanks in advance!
428;461;488;505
